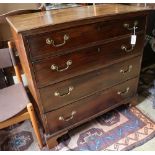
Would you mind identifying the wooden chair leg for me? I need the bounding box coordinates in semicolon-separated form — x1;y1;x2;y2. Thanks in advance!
27;103;43;148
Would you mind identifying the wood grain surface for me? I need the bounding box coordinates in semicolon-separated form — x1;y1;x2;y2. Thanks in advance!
6;4;151;33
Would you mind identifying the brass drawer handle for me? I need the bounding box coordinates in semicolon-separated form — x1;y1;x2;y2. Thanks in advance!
54;86;74;97
120;65;132;74
59;111;76;122
123;21;138;30
117;87;130;95
46;34;69;47
121;44;135;53
51;60;72;72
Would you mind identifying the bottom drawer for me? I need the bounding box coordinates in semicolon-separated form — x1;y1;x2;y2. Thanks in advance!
44;77;138;134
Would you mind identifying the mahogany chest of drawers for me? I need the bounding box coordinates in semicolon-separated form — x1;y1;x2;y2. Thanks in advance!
7;4;150;148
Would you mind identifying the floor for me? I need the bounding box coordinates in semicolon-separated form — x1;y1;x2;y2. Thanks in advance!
133;96;155;151
133;64;155;151
4;95;154;151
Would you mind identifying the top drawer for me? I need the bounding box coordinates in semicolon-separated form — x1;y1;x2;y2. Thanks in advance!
26;16;146;60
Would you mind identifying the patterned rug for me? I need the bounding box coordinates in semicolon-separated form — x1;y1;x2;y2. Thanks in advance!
0;105;155;151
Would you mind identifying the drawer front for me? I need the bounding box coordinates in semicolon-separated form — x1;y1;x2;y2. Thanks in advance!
33;34;144;88
27;16;145;60
44;77;139;134
40;56;142;112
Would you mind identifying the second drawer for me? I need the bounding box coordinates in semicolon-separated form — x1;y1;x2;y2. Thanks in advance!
40;56;142;113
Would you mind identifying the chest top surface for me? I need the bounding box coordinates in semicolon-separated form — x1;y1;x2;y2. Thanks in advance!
6;4;151;34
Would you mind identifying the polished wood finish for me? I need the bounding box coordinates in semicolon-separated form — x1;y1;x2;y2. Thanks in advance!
6;4;150;33
40;56;141;112
33;34;144;88
7;4;149;149
45;77;138;134
10;28;43;113
26;17;145;60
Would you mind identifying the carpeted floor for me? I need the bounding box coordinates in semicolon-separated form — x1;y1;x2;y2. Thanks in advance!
133;64;155;151
0;65;155;151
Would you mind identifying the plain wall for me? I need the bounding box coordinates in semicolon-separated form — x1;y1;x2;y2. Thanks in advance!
0;3;39;41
